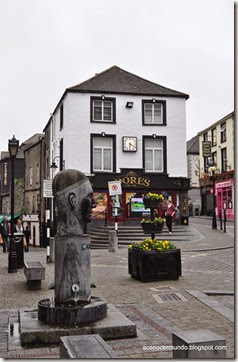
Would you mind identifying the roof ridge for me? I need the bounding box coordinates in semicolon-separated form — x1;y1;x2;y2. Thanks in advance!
67;65;120;90
67;65;189;97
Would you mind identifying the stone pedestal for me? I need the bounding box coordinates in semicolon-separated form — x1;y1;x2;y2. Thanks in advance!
49;237;55;263
109;231;118;252
172;329;226;359
55;235;91;303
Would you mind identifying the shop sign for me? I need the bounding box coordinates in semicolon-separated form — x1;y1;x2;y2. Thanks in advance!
108;181;122;196
216;179;234;189
202;141;212;157
116;171;150;188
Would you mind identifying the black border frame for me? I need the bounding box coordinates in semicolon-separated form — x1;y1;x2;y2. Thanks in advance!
142;135;167;174
142;100;167;126
90;96;116;124
90;133;116;173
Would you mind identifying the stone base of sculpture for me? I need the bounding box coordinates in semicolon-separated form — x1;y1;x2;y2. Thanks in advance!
38;296;107;325
55;235;91;303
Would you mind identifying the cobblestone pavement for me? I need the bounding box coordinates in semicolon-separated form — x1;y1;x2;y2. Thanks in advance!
0;221;234;359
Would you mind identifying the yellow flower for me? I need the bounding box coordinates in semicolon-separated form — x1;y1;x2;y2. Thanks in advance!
157;248;162;251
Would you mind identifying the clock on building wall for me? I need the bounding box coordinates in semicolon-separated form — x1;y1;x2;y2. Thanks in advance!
122;137;137;152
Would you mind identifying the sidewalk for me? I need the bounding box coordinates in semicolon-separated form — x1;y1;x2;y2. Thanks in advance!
0;222;234;359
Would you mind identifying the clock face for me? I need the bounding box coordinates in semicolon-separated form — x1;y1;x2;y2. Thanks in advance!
123;137;137;152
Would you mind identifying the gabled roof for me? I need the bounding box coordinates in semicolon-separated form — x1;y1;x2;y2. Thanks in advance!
187;135;199;154
67;65;189;99
20;133;44;151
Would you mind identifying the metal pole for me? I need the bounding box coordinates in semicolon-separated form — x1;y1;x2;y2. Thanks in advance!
151;207;155;240
8;156;17;273
219;209;223;230
212;171;217;229
223;208;227;233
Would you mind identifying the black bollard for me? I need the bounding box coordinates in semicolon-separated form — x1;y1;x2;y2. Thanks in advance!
219;209;223;230
223;209;227;233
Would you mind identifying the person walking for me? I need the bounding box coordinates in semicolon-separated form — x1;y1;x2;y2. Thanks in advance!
24;226;31;252
165;199;175;234
0;216;10;253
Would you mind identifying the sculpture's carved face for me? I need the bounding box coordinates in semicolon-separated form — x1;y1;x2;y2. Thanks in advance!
81;193;96;223
53;170;95;235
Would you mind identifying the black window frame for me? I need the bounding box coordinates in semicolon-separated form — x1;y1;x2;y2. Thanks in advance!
90;96;116;124
90;133;116;173
203;132;208;142
220;122;226;143
60;138;64;171
60;104;64;130
211;128;217;146
142;135;167;174
221;147;227;173
142;100;167;126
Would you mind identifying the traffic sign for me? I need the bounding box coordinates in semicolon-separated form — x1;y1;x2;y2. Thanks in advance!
108;181;122;196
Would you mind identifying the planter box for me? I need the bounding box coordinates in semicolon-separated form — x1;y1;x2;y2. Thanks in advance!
143;198;161;209
128;249;181;282
141;222;164;234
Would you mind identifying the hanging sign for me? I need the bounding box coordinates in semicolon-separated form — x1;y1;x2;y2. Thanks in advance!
108;181;122;196
202;141;212;157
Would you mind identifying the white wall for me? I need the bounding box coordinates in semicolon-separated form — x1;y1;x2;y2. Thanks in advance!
52;92;187;177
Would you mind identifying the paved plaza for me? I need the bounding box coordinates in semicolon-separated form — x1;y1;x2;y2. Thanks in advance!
0;219;234;359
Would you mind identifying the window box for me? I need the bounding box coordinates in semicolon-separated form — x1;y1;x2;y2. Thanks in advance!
128;249;182;282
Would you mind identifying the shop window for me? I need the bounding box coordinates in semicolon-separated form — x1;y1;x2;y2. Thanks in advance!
143;136;166;173
91;97;116;123
142;100;166;125
91;135;116;172
220;122;226;143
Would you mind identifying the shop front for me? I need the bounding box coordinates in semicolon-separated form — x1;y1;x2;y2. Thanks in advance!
89;169;190;224
215;179;234;220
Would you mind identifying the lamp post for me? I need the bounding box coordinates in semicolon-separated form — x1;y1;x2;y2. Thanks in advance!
8;135;19;273
210;165;217;230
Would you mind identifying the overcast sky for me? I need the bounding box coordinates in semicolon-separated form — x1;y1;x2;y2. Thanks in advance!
0;0;234;152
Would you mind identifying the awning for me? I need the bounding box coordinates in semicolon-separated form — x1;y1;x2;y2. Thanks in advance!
0;214;20;223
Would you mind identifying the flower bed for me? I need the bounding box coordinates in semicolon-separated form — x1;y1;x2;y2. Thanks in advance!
128;238;181;282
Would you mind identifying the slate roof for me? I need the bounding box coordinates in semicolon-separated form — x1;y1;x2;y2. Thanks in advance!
67;65;189;99
187;135;199;154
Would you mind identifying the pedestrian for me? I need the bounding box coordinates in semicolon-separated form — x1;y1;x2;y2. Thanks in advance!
14;218;26;248
0;216;10;253
24;226;31;252
165;199;175;234
188;202;193;216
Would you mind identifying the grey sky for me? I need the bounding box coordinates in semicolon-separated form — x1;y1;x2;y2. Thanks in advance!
0;0;234;152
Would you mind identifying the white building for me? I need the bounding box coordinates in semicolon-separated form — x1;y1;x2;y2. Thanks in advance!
44;66;190;224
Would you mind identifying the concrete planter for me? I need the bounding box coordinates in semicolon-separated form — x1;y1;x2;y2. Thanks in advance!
128;249;181;282
141;222;164;234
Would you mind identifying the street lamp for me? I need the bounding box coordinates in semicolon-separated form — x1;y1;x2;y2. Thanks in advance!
210;165;217;230
8;135;19;273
